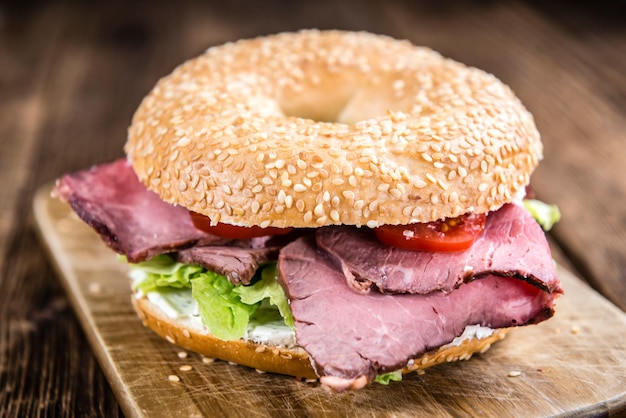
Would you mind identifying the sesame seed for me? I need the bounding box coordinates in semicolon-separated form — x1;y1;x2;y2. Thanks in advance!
342;190;355;200
277;189;286;204
316;215;328;225
314;203;325;217
88;283;102;294
168;375;180;382
415;179;427;188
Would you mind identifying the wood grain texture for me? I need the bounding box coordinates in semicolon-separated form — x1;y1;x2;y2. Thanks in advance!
34;185;626;417
1;0;625;415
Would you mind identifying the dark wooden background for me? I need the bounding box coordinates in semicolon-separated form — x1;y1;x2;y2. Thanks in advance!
1;0;625;416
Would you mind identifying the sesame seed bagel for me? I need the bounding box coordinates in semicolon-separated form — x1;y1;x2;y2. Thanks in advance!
132;295;510;386
125;30;542;228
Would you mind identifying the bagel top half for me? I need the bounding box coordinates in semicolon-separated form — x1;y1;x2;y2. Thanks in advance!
125;30;541;228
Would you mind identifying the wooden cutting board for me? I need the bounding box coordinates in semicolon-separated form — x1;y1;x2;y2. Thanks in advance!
33;184;626;418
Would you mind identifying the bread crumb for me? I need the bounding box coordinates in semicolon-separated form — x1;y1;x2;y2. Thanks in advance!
571;326;580;335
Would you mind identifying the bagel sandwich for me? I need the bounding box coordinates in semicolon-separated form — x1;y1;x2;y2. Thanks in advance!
54;30;562;392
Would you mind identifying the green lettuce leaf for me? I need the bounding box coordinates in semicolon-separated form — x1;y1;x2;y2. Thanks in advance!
523;199;561;231
374;370;403;385
234;264;294;328
127;256;293;341
191;272;258;340
130;254;203;293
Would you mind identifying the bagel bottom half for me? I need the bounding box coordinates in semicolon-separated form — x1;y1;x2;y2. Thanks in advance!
132;295;510;382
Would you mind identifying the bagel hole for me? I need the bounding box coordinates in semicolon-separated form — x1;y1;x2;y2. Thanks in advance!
281;108;338;123
281;101;353;124
279;86;357;124
279;82;410;124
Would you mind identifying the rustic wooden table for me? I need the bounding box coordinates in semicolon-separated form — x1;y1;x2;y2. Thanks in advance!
1;0;625;416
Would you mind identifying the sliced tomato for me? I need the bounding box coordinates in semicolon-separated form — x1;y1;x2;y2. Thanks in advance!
190;211;293;239
374;213;486;252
